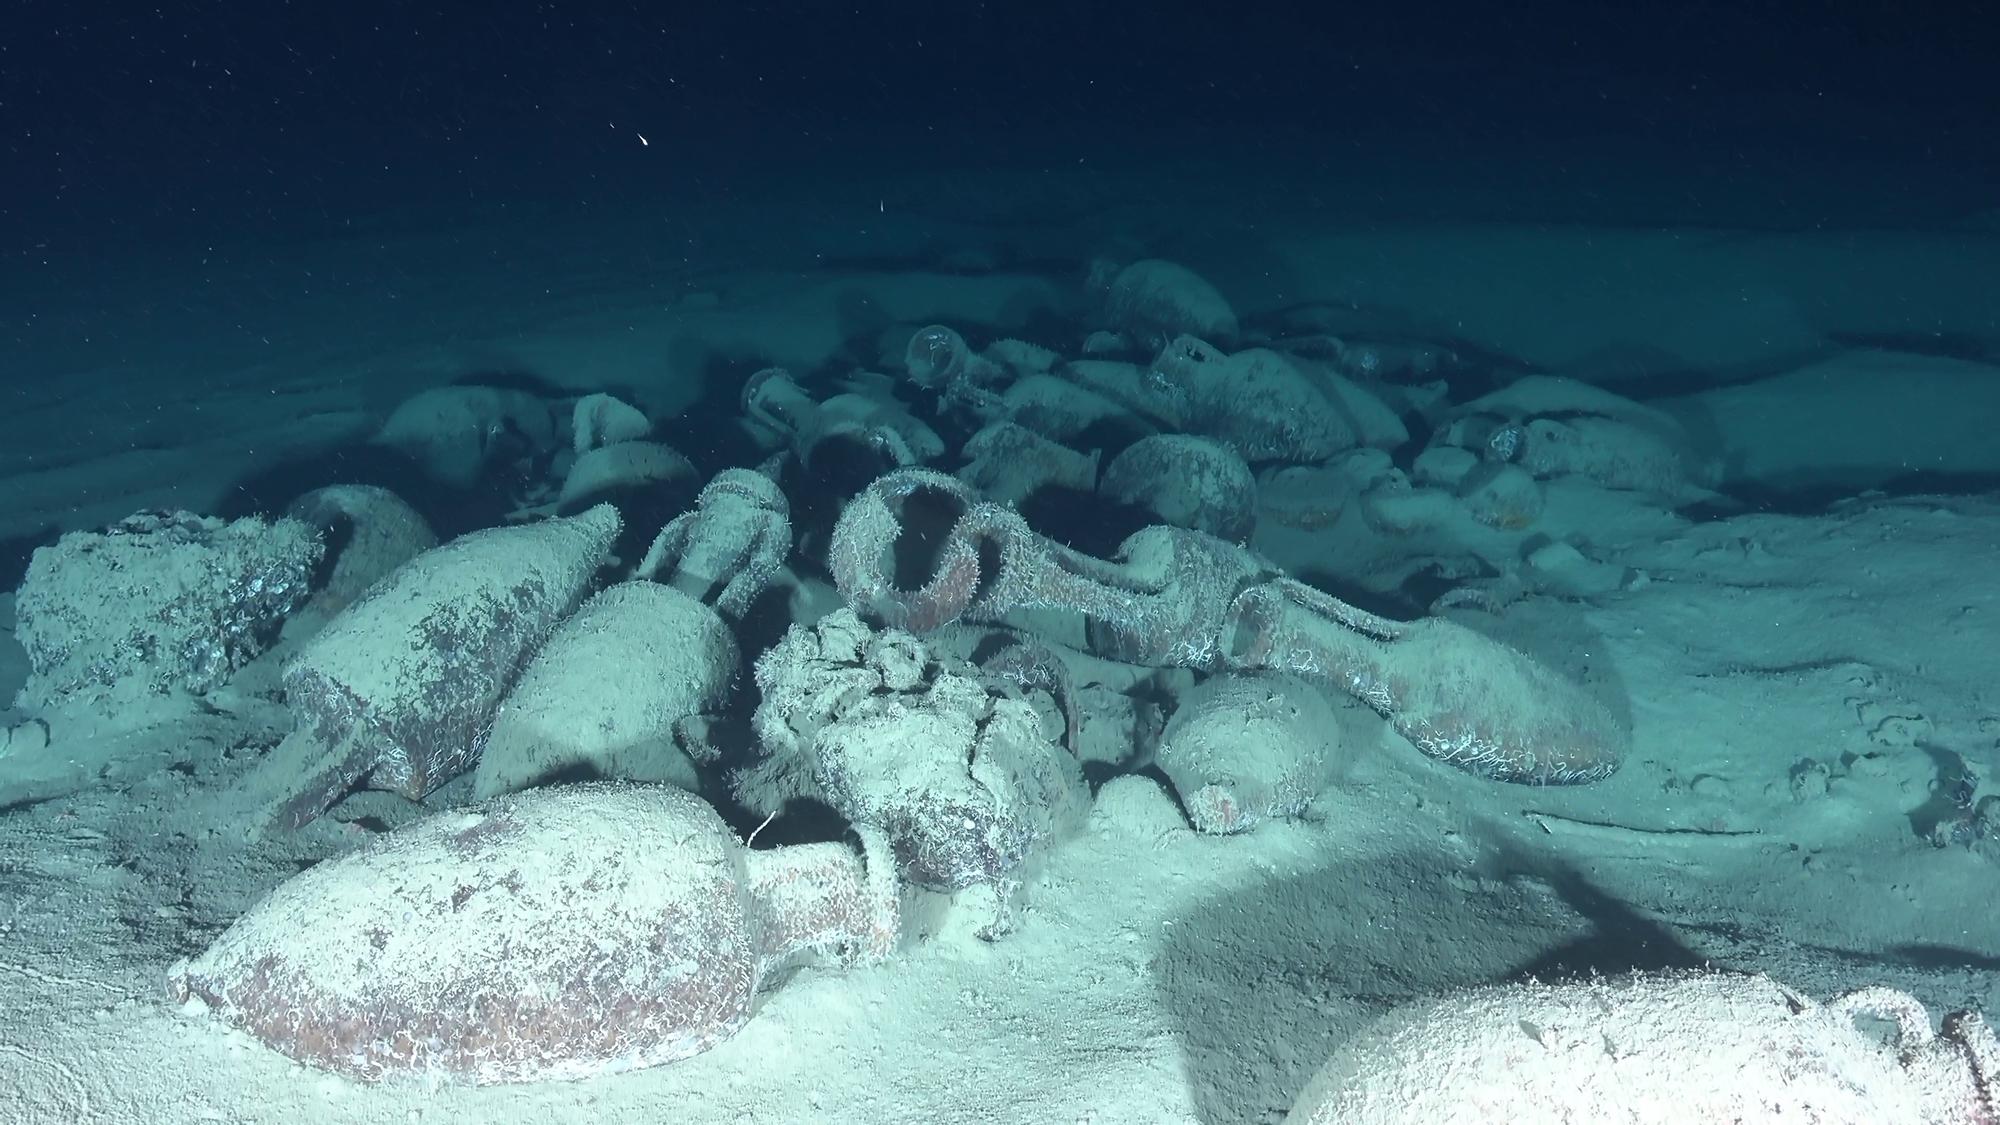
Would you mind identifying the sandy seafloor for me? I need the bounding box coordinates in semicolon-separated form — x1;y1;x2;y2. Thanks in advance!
3;160;2000;1124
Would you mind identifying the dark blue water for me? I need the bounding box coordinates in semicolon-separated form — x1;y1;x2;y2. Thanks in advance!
7;0;1994;247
